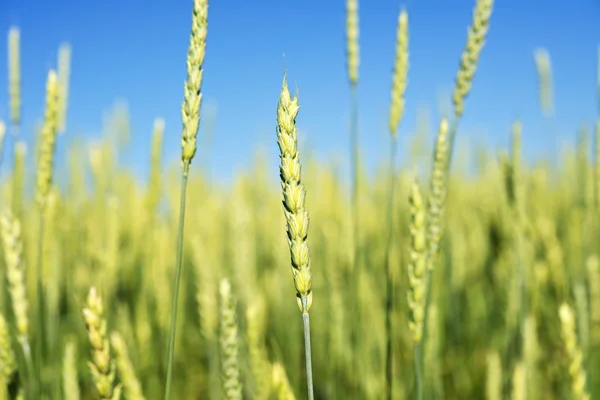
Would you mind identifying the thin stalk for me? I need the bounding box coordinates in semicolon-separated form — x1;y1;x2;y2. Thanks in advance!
414;343;423;400
350;85;360;267
349;83;361;384
35;214;45;397
384;137;398;400
20;341;35;400
301;296;314;400
163;166;190;400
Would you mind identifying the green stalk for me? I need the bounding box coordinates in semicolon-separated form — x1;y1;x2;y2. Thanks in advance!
301;296;315;400
414;343;423;400
350;85;360;258
19;340;35;400
163;165;189;400
349;83;360;381
384;137;398;400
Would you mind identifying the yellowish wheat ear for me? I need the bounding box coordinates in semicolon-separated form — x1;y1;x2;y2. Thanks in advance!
83;287;122;400
426;118;449;268
559;303;590;400
8;27;21;127
452;0;494;119
276;75;313;313
389;8;409;137
345;0;359;85
0;210;30;347
181;0;209;172
57;42;72;135
534;48;553;116
36;69;60;209
110;332;146;400
219;278;242;400
0;313;16;387
407;180;426;343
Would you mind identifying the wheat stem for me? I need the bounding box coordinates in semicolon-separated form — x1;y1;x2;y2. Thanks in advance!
414;343;423;400
163;168;189;400
301;296;314;400
384;137;397;400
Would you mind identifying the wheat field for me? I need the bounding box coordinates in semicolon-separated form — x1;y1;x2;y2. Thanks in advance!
0;0;599;399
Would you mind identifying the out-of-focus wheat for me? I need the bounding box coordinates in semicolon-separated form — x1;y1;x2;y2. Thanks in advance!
0;211;30;348
0;313;16;390
534;48;554;117
452;0;494;120
272;362;296;400
36;70;60;208
83;287;121;400
219;279;242;400
8;27;21;130
388;9;408;138
111;332;146;400
345;0;359;86
407;180;426;344
559;303;590;400
57;43;72;135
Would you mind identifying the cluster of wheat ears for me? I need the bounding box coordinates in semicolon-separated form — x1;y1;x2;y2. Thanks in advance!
0;0;599;399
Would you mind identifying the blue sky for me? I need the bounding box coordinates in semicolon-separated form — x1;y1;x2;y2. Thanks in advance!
0;0;599;185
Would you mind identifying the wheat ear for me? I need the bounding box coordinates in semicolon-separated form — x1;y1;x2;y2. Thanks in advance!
57;43;72;135
0;313;17;392
276;74;314;399
246;299;271;400
83;287;121;400
559;303;590;400
8;27;21;135
534;48;553;117
0;210;34;397
219;279;242;400
407;179;426;398
164;0;208;398
448;0;494;165
110;332;146;400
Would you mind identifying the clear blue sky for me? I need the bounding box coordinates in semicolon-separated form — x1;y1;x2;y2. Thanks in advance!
0;0;599;185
